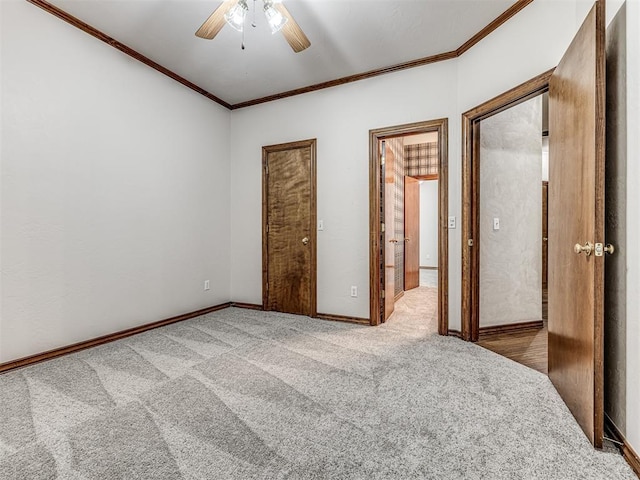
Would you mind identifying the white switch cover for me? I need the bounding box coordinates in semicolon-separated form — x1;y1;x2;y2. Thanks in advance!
448;216;456;229
350;286;358;297
493;217;500;230
318;220;324;231
204;280;210;291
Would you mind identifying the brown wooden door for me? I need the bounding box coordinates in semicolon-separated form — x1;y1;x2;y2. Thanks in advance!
404;176;420;290
384;142;396;321
548;1;605;448
263;139;317;316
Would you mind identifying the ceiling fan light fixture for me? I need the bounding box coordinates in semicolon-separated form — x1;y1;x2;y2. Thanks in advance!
264;3;288;34
224;0;248;32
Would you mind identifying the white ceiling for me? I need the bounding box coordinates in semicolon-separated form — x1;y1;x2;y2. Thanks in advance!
48;0;520;106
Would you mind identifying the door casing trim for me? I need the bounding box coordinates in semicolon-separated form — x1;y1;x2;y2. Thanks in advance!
369;119;449;331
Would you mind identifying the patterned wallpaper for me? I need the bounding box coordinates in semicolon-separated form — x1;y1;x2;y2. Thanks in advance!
405;142;438;177
386;137;405;297
382;139;439;300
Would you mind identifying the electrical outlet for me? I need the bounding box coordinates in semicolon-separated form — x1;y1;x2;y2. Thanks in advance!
350;286;358;298
204;280;210;291
448;216;456;229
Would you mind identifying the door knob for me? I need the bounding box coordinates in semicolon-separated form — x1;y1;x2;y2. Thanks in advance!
302;237;309;245
404;238;411;242
574;242;593;256
389;238;398;243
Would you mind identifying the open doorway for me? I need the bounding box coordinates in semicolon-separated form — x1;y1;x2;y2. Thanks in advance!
468;92;550;374
460;70;552;374
461;2;607;449
369;119;448;333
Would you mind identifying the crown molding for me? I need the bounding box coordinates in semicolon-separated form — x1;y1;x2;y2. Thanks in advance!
26;0;233;110
25;0;534;111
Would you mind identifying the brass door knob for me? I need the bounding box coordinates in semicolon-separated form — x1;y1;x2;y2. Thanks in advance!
604;244;615;255
574;242;593;256
302;237;309;245
389;239;399;243
404;238;411;242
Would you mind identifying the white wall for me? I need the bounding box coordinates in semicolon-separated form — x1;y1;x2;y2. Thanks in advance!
230;63;459;318
419;181;438;268
604;1;627;434
479;97;542;327
0;0;231;363
230;0;594;330
623;0;640;458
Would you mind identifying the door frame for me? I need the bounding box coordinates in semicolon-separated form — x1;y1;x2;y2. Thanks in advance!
262;138;318;317
369;119;449;331
461;69;553;342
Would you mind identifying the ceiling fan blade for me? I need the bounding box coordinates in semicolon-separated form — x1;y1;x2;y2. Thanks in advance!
195;0;238;39
274;3;311;53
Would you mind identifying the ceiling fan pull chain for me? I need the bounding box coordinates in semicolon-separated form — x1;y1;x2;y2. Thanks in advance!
252;0;257;27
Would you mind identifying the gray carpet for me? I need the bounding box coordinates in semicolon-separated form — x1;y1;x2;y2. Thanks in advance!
0;301;635;479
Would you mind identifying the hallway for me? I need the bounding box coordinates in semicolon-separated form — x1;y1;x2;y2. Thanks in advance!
385;286;438;337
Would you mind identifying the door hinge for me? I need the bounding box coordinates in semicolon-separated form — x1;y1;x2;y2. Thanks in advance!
468;239;474;247
266;224;269;233
266;281;269;291
264;164;269;175
381;222;385;233
381;290;385;299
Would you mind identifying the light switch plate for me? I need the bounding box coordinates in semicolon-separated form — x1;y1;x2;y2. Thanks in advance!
493;217;500;230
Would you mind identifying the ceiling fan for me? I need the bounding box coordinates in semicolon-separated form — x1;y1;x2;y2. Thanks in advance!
196;0;311;53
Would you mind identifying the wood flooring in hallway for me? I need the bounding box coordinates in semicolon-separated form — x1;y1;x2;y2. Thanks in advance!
477;290;548;374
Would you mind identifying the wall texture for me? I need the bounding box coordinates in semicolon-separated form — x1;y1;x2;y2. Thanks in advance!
0;0;231;363
604;1;627;436
405;142;438;177
601;0;640;457
388;138;405;297
419;181;439;268
479;97;542;327
622;0;640;455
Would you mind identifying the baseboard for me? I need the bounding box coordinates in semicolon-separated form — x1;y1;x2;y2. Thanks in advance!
231;302;264;311
606;414;640;477
478;320;544;336
0;302;232;375
316;313;370;325
448;329;462;338
394;291;405;302
231;303;368;325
